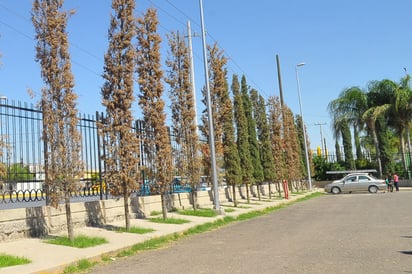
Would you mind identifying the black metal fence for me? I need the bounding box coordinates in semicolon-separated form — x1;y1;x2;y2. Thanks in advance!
0;100;196;205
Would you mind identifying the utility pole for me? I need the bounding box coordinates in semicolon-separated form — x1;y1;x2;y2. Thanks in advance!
187;21;198;133
315;122;327;157
199;0;221;213
276;54;284;108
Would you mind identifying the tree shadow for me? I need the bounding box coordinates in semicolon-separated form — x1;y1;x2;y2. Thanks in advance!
84;201;104;227
25;207;48;238
130;196;146;219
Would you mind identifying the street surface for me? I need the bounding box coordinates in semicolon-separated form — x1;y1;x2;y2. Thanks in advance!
91;191;412;274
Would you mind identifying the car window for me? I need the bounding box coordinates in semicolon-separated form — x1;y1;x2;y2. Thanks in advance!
358;175;370;182
346;176;357;182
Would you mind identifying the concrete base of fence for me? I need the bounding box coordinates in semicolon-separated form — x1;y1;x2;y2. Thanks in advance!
0;182;297;242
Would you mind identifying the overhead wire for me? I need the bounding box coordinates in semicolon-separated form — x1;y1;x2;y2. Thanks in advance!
160;0;271;100
0;2;101;77
0;1;270;100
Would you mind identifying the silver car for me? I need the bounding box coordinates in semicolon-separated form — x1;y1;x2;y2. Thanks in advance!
325;173;386;194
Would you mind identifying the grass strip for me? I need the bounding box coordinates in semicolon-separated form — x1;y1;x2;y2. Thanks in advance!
177;208;218;217
45;235;108;248
63;258;97;273
149;217;190;224
0;254;31;268
115;226;155;234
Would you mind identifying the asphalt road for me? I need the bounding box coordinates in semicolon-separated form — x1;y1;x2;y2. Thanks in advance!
90;191;412;274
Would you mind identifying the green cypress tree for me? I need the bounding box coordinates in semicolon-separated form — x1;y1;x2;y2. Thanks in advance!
295;115;305;177
241;76;264;198
221;76;241;207
250;89;276;198
232;74;253;203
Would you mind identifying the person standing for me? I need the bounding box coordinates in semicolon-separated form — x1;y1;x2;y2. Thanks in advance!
386;174;393;192
393;173;399;192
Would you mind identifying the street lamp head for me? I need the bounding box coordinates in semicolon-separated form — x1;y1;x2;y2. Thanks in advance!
296;62;305;67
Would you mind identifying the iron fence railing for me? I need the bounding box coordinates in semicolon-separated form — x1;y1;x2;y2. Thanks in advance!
0;100;199;205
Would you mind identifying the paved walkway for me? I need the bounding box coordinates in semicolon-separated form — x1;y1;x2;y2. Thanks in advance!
0;191;315;274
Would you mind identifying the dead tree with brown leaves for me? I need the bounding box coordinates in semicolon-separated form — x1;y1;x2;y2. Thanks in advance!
165;31;201;209
136;8;172;219
100;0;140;230
32;0;82;241
199;43;227;185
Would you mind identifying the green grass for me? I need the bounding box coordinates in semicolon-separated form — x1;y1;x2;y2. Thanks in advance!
115;226;155;234
149;217;190;224
0;254;31;268
177;208;218;217
63;258;97;273
45;235;108;248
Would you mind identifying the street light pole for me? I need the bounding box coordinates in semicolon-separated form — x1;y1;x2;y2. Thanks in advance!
295;63;312;191
199;0;221;212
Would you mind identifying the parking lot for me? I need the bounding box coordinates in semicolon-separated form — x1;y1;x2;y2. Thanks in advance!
91;190;412;274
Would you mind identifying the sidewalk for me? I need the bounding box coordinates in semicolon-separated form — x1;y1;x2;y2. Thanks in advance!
0;192;316;274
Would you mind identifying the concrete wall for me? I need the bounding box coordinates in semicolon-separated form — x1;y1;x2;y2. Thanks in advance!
0;184;285;242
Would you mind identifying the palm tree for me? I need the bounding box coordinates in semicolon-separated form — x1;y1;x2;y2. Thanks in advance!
328;87;368;162
330;117;355;170
394;74;412;178
364;79;398;177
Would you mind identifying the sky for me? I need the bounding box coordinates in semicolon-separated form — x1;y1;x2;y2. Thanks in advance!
0;0;411;155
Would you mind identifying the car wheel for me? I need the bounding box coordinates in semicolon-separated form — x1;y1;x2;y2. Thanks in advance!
368;185;378;193
331;187;341;194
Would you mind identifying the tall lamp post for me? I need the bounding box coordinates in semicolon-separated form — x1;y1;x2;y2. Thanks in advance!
199;0;221;212
295;63;312;191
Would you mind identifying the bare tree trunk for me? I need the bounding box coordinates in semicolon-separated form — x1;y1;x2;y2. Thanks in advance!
232;184;237;207
191;190;198;210
372;129;383;177
246;183;250;203
64;190;74;242
406;126;412;179
400;133;408;178
123;187;130;230
268;181;272;199
161;193;168;220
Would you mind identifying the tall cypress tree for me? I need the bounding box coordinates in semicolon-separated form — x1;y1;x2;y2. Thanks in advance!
251;89;276;198
165;30;201;209
100;0;139;230
232;74;252;203
199;43;227;185
221;76;241;207
268;96;286;196
286;111;303;189
32;0;82;241
136;8;172;219
241;76;264;197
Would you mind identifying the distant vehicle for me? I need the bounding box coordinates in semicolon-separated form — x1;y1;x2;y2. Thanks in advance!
324;173;386;194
